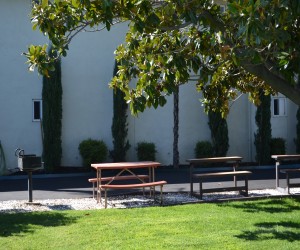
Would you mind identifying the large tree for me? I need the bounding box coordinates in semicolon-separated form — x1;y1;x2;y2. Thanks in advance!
25;0;300;115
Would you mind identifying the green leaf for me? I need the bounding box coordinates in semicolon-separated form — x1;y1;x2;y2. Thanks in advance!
42;0;48;8
29;45;36;55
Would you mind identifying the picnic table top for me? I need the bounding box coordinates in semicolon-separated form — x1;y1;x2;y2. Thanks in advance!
91;161;161;170
271;155;300;160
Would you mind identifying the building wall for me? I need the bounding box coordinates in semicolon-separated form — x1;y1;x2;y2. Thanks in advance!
0;0;46;170
60;23;127;166
0;1;298;172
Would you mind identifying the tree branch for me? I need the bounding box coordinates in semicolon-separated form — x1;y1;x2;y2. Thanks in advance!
241;61;300;106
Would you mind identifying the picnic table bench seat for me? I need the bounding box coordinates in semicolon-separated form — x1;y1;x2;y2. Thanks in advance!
88;175;149;199
272;154;300;188
279;168;300;194
192;170;252;199
100;180;167;208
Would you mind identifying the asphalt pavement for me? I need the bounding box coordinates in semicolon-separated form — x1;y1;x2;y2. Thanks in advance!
0;166;295;202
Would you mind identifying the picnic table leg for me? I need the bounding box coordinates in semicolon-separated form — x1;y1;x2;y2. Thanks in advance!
286;172;290;194
190;163;194;196
152;167;155;196
104;189;108;209
199;180;203;200
97;169;102;203
160;185;163;204
233;161;239;187
276;161;280;188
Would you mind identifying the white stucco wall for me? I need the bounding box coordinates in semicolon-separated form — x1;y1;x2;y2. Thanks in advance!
271;96;298;154
0;0;47;170
127;83;209;165
227;94;253;161
60;23;128;166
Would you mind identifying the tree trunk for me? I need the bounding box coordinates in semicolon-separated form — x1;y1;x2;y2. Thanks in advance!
173;86;179;168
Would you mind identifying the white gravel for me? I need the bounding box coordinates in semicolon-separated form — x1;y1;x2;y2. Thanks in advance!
1;189;299;214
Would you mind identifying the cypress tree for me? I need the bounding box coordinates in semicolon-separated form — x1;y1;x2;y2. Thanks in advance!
111;60;130;162
173;86;179;168
254;90;272;165
295;107;300;153
42;46;62;172
208;111;229;156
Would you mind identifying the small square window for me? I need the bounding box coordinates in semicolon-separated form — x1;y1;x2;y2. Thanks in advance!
272;97;286;116
220;5;226;13
32;99;42;121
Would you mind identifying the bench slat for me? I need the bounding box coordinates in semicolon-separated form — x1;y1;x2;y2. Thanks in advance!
101;181;167;208
280;169;300;174
88;175;149;183
193;171;251;179
198;186;247;194
100;181;167;190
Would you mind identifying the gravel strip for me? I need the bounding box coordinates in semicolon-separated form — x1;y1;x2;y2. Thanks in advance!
1;189;299;214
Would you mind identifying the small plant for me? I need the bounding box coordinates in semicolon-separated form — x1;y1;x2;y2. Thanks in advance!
270;137;286;155
194;141;214;158
78;139;108;167
136;142;156;161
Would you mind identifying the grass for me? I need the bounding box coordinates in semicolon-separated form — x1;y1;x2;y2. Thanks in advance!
1;197;300;249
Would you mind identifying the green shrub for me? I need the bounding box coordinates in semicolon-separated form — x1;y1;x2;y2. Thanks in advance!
78;139;108;167
270;137;286;155
136;142;156;161
195;141;214;158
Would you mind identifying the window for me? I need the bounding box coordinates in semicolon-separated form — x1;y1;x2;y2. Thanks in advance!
220;5;226;13
32;99;42;121
272;97;286;116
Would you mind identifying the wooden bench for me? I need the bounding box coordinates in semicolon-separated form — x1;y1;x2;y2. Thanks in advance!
187;156;251;198
100;181;167;208
271;154;300;188
279;169;300;194
193;171;252;199
88;175;149;199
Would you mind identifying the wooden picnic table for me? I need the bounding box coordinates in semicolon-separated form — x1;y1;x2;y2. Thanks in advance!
271;154;300;189
90;161;166;207
187;156;251;198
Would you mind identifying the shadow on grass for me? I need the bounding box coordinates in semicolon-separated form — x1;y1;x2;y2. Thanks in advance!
0;212;77;237
218;197;300;213
236;221;300;242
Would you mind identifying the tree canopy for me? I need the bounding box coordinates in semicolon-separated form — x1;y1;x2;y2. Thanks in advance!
24;0;300;115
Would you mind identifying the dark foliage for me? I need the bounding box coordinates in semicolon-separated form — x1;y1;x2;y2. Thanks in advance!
208;111;229;157
194;141;214;158
78;139;108;167
136;142;156;161
254;90;272;165
42;46;62;172
110;60;130;162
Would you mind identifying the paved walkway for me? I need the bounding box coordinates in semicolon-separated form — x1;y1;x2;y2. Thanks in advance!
0;167;295;202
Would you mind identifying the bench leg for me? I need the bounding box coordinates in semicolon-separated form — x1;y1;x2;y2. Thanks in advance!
160;185;163;205
199;180;203;200
104;189;108;209
287;173;290;194
245;177;248;197
92;183;95;199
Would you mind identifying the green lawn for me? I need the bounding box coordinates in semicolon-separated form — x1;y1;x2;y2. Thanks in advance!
1;197;300;249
